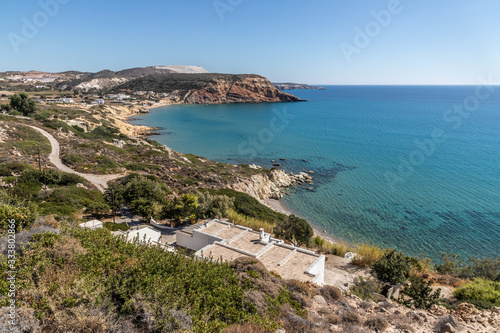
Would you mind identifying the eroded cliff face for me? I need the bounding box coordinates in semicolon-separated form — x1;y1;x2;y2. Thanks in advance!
180;76;302;104
231;169;312;201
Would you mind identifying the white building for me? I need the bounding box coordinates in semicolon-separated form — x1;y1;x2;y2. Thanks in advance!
113;227;162;245
93;99;105;105
177;219;325;285
60;98;74;104
64;119;88;132
79;220;103;230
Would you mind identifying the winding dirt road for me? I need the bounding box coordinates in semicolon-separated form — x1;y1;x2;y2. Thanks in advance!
29;125;124;192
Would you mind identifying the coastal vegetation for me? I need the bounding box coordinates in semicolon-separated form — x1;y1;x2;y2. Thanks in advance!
0;83;498;331
2;227;310;332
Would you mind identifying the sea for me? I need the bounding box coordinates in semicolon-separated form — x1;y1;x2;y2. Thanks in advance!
130;86;500;262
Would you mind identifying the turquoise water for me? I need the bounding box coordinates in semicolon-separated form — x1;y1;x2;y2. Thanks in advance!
130;86;500;261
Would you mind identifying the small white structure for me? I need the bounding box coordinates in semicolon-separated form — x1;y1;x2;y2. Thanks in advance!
79;220;103;230
60;98;74;104
177;219;325;285
113;227;162;245
93;99;105;105
112;138;126;148
64;119;88;132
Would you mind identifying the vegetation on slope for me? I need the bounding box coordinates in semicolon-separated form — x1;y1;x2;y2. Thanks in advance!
1;227;311;332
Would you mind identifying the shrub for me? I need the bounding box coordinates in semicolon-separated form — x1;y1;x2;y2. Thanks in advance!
342;312;362;325
454;278;500;309
274;215;313;246
365;316;389;332
320;285;343;303
435;253;463;276
204;188;286;223
349;276;383;301
372;250;412;284
398;275;441;309
460;256;500;281
103;222;129;232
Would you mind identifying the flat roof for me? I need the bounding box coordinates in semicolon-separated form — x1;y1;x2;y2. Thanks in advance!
227;231;266;255
192;219;323;283
201;221;229;235
215;226;246;240
200;244;250;262
276;250;318;281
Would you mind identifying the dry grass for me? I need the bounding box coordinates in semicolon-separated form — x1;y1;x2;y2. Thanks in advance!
227;209;274;234
318;240;350;257
365;316;389;332
320;285;343;303
351;243;385;267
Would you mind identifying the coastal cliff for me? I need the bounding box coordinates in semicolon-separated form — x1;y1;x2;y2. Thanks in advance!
112;73;303;104
232;168;312;201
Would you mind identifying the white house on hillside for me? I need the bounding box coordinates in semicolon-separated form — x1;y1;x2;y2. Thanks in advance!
176;219;325;285
79;220;103;229
113;227;162;245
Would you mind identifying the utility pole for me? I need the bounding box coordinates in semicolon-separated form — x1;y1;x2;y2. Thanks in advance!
37;145;41;172
112;189;116;223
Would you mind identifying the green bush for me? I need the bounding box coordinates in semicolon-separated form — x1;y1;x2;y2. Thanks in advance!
103;222;129;231
274;215;313;246
372;250;412;284
204;188;286;223
107;173;170;219
0;162;34;176
349;276;383;301
436;253;499;281
398;275;441;309
62;153;86;165
10;93;36;116
454;278;500;309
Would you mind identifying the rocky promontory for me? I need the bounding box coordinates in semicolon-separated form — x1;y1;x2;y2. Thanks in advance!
113;73;303;104
232;168;312;201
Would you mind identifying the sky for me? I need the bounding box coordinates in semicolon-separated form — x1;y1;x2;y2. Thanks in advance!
1;0;499;84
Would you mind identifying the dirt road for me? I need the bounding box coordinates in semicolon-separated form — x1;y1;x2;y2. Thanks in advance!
29;125;123;192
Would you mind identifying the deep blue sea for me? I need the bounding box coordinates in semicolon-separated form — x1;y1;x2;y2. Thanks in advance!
131;86;500;261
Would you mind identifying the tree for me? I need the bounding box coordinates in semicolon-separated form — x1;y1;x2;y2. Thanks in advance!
167;194;199;220
274;214;313;246
10;93;36;116
84;200;110;217
105;173;170;219
399;275;441;309
372;250;412;284
195;191;234;218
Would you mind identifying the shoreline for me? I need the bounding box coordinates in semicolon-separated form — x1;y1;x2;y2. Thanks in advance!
263;198;346;246
127;103;348;247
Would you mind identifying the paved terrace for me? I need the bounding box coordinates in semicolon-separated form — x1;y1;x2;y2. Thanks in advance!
189;220;325;284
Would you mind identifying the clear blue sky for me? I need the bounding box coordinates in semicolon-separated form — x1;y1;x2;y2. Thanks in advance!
1;0;499;84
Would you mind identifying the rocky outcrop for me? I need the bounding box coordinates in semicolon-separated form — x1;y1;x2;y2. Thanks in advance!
113;73;303;104
75;78;130;92
181;76;302;104
232;169;312;201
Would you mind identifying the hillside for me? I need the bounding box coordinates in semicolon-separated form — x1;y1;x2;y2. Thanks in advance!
112;73;303;104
